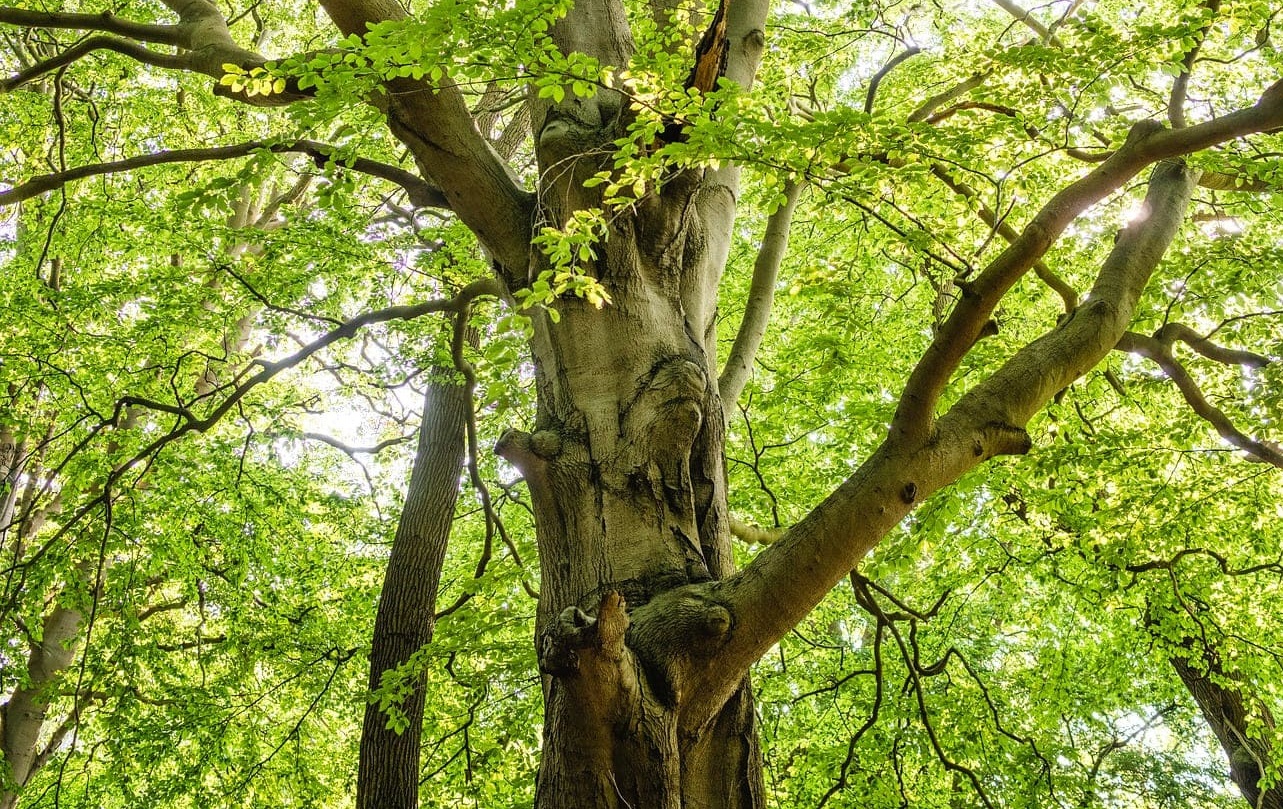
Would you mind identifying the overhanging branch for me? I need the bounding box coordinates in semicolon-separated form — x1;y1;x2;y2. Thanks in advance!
1115;330;1283;468
1;35;191;92
0;7;183;45
0;140;449;210
890;79;1283;447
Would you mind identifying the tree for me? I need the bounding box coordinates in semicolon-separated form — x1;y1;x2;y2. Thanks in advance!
2;0;1282;807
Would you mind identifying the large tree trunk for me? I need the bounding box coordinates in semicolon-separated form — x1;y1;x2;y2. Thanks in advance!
358;374;468;809
492;47;766;800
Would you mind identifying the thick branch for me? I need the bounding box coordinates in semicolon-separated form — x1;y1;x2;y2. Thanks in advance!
0;1;305;106
1;35;190;93
890;80;1283;446
1169;0;1220;129
318;0;534;269
718;180;803;415
939;160;1198;437
989;0;1061;45
0;8;182;45
1116;331;1283;468
0;140;449;210
705;161;1198;706
865;47;920;115
1155;322;1271;368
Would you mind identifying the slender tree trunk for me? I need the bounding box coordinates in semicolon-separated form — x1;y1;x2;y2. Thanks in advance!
357;373;468;809
1172;650;1283;809
0;598;85;809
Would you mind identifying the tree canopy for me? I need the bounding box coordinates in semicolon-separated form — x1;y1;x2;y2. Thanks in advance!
2;0;1283;807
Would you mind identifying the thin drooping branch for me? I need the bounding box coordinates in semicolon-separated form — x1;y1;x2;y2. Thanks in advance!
926;164;1079;312
890;79;1283;446
719;180;803;416
0;140;449;210
1115;331;1283;468
0;7;183;45
4;278;504;581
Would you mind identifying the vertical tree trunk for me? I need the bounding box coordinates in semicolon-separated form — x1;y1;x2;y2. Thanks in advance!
0;602;84;809
496;149;765;805
357;373;468;809
1172;650;1283;809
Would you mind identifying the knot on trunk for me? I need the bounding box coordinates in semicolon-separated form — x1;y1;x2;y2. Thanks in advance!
619;357;708;513
539;591;631;677
978;421;1033;459
628;586;736;707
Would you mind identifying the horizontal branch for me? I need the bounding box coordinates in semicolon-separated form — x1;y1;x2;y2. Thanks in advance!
0;7;183;45
1126;546;1283;577
1116;331;1283;468
1;0;309;106
1154;322;1270;368
0;140;448;209
1;34;191;93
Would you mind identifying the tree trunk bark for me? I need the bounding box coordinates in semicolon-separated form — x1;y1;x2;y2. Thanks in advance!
1172;650;1283;809
0;601;84;809
357;374;468;809
497;115;764;802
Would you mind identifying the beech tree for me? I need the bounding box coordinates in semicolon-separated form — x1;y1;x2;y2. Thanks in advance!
2;0;1283;807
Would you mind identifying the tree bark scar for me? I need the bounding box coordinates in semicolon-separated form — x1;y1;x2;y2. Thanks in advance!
686;0;730;94
658;0;731;145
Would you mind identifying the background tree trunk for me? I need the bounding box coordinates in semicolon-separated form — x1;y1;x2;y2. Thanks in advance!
1172;649;1282;809
357;373;468;809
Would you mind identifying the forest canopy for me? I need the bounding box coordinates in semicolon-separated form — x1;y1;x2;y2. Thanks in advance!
1;0;1283;807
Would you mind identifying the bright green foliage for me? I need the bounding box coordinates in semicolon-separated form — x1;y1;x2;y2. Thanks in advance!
2;0;1282;806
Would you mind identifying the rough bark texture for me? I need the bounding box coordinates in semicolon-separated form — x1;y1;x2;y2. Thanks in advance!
498;156;765;807
357;375;468;809
1173;649;1283;809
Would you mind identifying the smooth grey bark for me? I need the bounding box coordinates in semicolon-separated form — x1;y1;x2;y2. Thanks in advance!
0;593;85;809
718;179;803;419
358;374;468;809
